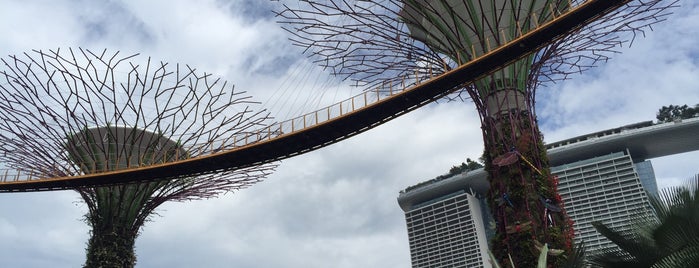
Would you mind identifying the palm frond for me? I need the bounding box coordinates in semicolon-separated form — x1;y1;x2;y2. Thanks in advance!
651;244;699;268
561;243;586;268
591;221;660;263
591;174;699;267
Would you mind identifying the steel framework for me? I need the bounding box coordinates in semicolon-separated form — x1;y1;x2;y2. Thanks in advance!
0;48;277;266
0;48;276;190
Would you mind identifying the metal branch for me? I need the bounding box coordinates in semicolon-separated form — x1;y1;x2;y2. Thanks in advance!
275;0;677;97
0;47;278;199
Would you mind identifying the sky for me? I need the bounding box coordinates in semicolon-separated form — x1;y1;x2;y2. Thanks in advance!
0;0;698;267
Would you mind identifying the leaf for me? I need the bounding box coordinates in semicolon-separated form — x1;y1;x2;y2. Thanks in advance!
537;243;549;268
488;250;503;268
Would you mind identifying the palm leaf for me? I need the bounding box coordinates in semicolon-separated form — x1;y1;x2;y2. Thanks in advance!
591;221;660;264
591;174;699;267
651;244;699;268
537;243;549;268
488;250;503;268
561;243;586;268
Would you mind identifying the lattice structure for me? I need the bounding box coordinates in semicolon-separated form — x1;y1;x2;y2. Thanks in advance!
277;0;674;92
276;0;676;266
0;48;277;266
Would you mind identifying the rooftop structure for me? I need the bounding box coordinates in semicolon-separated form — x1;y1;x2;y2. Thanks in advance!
547;119;699;165
400;117;699;200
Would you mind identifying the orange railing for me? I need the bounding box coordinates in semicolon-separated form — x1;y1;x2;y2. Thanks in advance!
0;0;626;189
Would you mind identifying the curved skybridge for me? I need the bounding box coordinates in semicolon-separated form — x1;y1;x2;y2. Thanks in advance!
0;0;656;192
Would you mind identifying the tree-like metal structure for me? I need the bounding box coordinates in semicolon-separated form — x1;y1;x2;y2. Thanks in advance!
0;48;277;267
276;0;675;266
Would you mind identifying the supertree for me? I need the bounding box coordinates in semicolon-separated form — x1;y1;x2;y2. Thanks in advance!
0;48;277;267
275;0;676;266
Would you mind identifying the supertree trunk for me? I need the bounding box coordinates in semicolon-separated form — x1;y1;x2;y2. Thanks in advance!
479;88;572;266
274;1;675;266
69;126;184;268
84;214;138;268
79;181;170;268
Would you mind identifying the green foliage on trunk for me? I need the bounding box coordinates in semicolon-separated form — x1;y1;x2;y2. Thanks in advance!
483;102;574;267
84;225;137;268
488;243;587;268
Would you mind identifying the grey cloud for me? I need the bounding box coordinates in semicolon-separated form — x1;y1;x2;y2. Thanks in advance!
1;1;698;268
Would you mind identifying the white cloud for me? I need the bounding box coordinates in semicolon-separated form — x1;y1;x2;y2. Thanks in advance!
126;101;481;268
0;1;698;267
0;191;87;267
538;1;699;192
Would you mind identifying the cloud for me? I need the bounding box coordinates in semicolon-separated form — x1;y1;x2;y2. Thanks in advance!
125;100;482;268
538;1;699;189
0;1;698;268
0;191;87;267
538;2;699;137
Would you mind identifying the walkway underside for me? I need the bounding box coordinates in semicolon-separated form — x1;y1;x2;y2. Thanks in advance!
0;0;632;192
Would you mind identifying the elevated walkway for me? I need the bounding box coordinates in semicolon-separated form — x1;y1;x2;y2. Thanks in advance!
0;0;638;192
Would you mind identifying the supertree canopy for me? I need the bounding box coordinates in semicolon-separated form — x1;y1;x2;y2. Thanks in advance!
276;0;675;266
399;0;568;98
0;48;277;267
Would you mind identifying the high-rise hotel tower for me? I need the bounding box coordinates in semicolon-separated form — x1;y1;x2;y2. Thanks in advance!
398;118;699;267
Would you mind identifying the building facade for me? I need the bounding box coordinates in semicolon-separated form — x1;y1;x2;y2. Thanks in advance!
403;189;491;267
398;118;699;267
551;150;652;253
